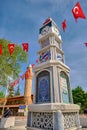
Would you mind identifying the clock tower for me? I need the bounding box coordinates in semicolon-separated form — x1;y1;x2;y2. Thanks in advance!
35;17;72;104
27;18;81;130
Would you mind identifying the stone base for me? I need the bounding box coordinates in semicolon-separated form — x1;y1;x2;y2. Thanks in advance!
27;103;81;130
27;127;82;130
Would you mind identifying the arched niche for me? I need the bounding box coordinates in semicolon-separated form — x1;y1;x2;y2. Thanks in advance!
36;70;50;103
60;71;70;103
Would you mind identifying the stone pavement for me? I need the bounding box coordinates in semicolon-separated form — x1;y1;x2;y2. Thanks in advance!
0;116;27;130
10;116;27;130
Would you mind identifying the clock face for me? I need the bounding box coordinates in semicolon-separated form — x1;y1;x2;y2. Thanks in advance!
41;26;49;35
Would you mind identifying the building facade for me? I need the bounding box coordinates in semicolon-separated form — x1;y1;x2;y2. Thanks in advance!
0;65;33;116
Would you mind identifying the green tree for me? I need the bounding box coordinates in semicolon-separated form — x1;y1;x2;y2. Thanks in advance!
72;86;84;104
0;91;4;98
0;38;28;87
15;85;20;96
72;86;87;113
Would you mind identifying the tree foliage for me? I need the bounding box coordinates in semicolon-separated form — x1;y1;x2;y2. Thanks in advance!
0;39;28;87
0;91;4;98
8;86;14;97
72;86;87;113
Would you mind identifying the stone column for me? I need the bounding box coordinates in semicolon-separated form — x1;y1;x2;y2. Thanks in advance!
54;111;64;130
27;112;31;127
52;65;59;102
76;112;81;128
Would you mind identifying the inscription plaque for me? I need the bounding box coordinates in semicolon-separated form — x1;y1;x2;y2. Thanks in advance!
60;72;69;103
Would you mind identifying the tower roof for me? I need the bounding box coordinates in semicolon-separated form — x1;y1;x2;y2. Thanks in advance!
29;64;32;68
42;17;52;26
40;17;59;30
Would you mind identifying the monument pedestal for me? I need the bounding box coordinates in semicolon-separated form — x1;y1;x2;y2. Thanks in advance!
27;103;81;130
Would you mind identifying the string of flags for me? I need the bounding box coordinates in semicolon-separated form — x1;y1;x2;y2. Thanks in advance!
0;43;29;56
61;2;86;32
10;64;35;87
1;2;87;88
10;74;25;87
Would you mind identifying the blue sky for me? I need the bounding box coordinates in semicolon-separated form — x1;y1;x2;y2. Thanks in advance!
0;0;87;94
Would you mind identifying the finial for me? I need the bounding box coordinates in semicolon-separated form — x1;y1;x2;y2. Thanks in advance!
27;64;32;69
29;64;32;68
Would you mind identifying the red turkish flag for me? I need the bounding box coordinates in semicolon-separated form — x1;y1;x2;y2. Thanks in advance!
14;79;20;85
0;44;2;55
22;43;28;52
32;64;35;68
36;59;38;63
8;44;15;56
62;19;67;32
20;74;25;80
10;79;19;87
72;2;86;21
10;82;15;87
84;43;87;47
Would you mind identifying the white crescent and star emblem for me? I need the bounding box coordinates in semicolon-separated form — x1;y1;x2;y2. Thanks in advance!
73;6;79;15
10;46;14;51
10;46;14;49
72;2;86;20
